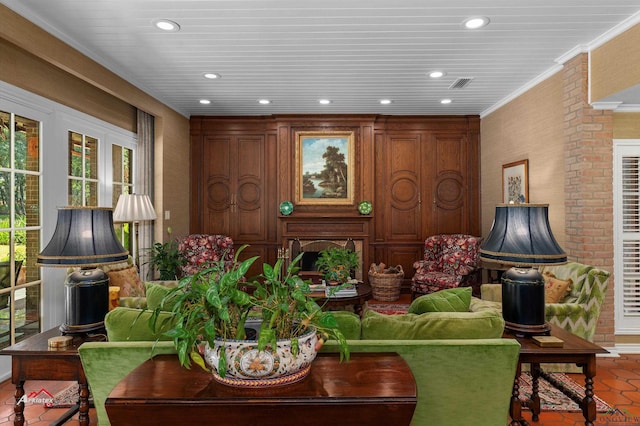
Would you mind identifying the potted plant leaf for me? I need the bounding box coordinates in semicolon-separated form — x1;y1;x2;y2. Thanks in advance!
314;247;360;284
146;240;185;280
148;245;350;387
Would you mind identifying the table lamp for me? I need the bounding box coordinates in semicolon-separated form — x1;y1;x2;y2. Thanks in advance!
37;207;128;334
113;193;157;267
479;204;567;336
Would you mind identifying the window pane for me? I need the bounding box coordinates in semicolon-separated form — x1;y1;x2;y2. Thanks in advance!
23;229;40;283
0;171;9;221
14;284;40;343
68;179;83;206
0;231;9;260
85;136;98;180
69;132;83;177
85;181;97;206
15;115;39;172
24;174;40;227
0;111;9;169
124;147;133;184
112;145;122;184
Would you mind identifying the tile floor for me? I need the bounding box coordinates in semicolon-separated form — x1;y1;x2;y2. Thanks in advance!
0;293;638;425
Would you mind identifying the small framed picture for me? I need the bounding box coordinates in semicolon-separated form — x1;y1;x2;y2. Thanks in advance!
502;159;529;203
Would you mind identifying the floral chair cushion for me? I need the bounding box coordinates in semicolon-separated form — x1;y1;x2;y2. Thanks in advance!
178;234;235;276
411;234;482;297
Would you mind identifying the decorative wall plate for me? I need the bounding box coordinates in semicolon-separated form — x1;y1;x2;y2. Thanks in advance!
279;200;294;216
357;200;372;215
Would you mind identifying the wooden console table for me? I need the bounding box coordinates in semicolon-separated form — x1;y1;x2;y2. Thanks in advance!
505;324;608;426
1;326;105;426
105;352;417;426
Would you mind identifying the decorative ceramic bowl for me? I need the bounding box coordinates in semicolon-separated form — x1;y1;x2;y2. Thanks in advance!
204;328;318;387
358;200;372;215
279;200;294;216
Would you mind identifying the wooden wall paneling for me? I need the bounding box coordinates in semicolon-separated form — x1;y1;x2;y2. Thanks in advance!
202;135;233;236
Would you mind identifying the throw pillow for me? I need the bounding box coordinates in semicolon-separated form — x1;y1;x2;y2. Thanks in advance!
407;287;472;314
106;264;145;298
145;281;180;311
544;276;572;303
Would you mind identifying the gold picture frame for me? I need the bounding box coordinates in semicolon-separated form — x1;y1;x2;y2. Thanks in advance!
295;131;355;205
502;159;529;203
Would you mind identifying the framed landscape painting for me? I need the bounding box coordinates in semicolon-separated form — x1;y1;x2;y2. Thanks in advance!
295;131;355;205
502;159;529;204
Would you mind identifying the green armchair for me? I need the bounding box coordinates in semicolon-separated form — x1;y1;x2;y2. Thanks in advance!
480;261;610;343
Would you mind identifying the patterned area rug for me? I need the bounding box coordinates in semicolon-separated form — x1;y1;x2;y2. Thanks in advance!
366;303;410;315
518;372;611;412
48;384;92;408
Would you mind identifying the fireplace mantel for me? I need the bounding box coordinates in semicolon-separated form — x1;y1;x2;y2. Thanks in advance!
280;214;371;282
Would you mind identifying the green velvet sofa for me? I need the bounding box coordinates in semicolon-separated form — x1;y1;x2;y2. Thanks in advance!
79;287;520;426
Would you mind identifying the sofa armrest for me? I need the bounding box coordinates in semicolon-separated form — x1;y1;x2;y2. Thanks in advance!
321;339;520;426
78;341;176;426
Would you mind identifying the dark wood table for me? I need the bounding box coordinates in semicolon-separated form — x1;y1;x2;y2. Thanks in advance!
1;326;105;426
505;324;608;426
105;352;417;426
313;282;372;315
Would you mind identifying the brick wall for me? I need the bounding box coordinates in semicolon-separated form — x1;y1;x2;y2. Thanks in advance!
562;53;615;347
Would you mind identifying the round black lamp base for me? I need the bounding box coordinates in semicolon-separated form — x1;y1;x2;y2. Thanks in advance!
502;267;550;337
61;269;109;335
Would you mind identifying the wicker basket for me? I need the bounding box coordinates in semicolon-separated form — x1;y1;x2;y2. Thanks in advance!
368;264;404;302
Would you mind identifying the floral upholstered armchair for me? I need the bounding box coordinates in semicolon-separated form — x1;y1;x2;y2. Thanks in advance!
178;234;235;276
411;234;482;299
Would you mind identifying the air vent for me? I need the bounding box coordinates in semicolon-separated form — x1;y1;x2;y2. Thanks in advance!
449;77;474;89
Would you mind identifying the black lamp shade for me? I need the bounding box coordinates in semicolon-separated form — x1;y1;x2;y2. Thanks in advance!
479;204;567;266
37;207;128;267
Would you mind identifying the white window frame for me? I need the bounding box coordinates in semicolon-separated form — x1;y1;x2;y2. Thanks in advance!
614;139;640;334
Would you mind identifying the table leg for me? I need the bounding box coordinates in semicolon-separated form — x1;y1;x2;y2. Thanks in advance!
13;381;25;426
530;364;541;422
78;382;90;426
582;358;597;426
509;363;529;426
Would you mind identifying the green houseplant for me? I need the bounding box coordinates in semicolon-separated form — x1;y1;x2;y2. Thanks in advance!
314;247;360;284
149;246;349;385
146;240;185;280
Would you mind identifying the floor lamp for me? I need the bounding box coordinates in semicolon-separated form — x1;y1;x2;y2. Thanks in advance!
37;207;129;334
479;204;567;336
113;193;157;268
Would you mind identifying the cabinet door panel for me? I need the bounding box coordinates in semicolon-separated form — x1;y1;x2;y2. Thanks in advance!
427;133;468;235
203;136;232;235
236;136;269;241
385;135;422;240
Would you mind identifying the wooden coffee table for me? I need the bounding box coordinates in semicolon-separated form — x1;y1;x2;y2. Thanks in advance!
312;282;372;315
1;326;105;426
505;324;608;426
105;352;417;426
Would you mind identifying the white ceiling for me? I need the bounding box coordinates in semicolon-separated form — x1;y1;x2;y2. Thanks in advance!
3;0;640;117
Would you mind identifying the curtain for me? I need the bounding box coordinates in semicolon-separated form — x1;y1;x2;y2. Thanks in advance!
136;109;155;280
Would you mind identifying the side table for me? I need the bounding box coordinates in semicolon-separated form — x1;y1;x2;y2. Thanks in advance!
312;282;372;315
1;326;105;426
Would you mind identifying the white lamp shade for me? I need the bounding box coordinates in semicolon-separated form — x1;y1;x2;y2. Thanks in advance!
113;193;157;223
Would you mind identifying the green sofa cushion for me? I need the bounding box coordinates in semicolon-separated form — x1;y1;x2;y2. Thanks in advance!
144;281;179;310
361;309;504;340
408;287;471;314
105;307;176;342
329;310;362;340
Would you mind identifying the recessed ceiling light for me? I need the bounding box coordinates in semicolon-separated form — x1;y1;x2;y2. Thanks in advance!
258;99;271;105
319;99;332;105
199;99;211;105
440;99;453;104
153;19;181;32
463;16;490;29
203;73;221;80
379;99;392;105
428;71;446;79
